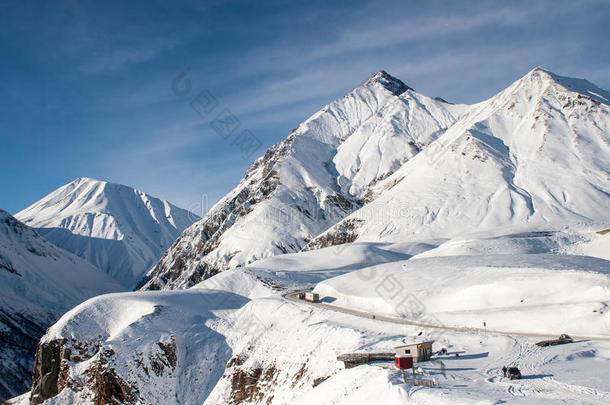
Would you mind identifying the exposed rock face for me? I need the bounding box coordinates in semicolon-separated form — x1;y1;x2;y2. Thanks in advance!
141;70;463;290
229;364;278;404
222;355;316;405
304;219;364;250
29;336;175;404
372;70;413;95
87;348;139;405
30;340;68;405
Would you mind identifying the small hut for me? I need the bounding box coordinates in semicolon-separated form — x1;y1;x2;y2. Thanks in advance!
304;292;320;303
394;341;433;362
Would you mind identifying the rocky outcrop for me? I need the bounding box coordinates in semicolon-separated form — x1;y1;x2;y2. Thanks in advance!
87;348;139;405
229;365;278;404
223;356;315;405
304;219;364;250
30;339;69;405
29;336;175;404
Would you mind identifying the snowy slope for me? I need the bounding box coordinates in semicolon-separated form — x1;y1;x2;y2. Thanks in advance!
141;71;465;290
26;233;610;405
308;68;610;248
314;253;610;337
31;289;247;405
16;177;198;288
0;210;123;401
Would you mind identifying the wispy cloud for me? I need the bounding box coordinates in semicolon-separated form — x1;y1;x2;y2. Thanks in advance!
78;37;182;73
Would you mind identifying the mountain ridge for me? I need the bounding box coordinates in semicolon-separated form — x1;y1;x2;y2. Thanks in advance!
139;70;463;290
307;67;610;248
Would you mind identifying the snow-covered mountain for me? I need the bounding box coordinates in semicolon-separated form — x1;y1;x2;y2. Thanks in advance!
12;68;610;405
15;177;199;288
308;68;610;248
0;210;123;401
140;71;465;290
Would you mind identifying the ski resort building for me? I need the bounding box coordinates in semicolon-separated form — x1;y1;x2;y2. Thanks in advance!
394;341;433;362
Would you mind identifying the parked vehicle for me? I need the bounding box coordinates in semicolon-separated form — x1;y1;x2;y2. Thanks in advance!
507;367;522;380
535;334;574;347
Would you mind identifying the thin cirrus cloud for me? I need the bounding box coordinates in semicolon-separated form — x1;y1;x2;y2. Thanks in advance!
214;1;606;122
77;38;183;74
296;7;534;63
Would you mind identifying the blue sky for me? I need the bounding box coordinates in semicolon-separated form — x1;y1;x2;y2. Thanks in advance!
1;0;609;215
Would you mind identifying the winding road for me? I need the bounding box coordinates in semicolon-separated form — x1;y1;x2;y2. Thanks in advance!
283;291;610;342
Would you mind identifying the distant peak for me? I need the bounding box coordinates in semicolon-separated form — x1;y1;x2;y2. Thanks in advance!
366;70;412;95
71;177;138;191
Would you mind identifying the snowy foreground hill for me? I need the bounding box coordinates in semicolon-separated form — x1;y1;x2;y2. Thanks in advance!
0;210;123;400
8;68;610;404
16;177;199;288
15;233;610;405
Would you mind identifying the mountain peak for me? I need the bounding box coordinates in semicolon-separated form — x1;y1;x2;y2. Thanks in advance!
69;177;145;198
519;67;610;105
73;176;104;184
365;70;412;95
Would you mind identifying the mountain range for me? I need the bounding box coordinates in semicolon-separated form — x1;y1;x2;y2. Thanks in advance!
141;67;610;291
3;67;609;404
309;68;610;248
